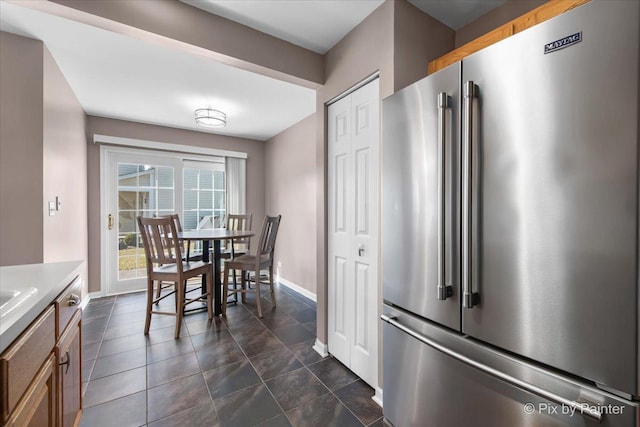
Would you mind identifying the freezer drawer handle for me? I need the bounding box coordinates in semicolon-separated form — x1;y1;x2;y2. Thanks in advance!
381;314;604;423
462;81;480;309
437;92;453;301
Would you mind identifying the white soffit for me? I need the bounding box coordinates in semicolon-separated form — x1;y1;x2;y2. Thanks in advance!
180;0;385;54
0;2;316;141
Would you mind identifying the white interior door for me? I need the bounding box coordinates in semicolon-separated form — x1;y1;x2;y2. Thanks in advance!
328;94;352;364
328;78;379;388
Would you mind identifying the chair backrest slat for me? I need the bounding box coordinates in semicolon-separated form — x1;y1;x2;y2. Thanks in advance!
226;213;252;250
138;216;183;272
257;215;281;258
154;213;183;232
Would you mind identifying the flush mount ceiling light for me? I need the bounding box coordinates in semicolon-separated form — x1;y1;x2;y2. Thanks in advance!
195;107;227;128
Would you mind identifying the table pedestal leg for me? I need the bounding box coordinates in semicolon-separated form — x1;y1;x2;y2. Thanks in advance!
201;240;222;315
213;240;222;315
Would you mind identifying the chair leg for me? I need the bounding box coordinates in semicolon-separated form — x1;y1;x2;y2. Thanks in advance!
269;266;276;307
206;271;213;321
144;279;153;335
155;280;161;303
174;281;184;339
241;272;247;304
222;265;229;316
232;269;238;303
255;272;263;318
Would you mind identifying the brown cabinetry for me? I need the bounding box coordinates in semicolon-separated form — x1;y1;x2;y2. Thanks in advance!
3;353;56;427
0;277;82;427
57;312;81;427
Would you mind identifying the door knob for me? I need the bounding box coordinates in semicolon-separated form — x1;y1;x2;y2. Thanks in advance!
108;214;114;230
358;245;365;257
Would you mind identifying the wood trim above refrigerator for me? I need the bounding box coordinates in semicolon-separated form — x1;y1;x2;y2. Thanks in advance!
427;0;591;74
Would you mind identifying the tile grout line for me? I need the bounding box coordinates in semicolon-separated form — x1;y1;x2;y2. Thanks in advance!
82;299;116;395
192;317;224;425
237;290;359;427
222;295;295;425
305;364;369;427
224;289;340;425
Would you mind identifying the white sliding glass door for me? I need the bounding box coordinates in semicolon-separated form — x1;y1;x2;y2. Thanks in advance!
102;147;226;295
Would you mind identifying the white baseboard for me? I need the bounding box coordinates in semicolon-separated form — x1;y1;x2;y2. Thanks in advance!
312;339;328;357
79;294;92;311
276;276;317;302
372;386;383;408
88;290;105;300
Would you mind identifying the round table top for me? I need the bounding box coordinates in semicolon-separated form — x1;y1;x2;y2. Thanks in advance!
177;229;254;240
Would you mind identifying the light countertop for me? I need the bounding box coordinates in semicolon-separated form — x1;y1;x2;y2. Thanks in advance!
0;261;84;353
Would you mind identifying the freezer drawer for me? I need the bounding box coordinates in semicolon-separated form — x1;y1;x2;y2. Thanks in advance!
382;306;638;427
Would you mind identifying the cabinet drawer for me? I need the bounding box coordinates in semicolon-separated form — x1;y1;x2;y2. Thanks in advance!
55;276;82;339
0;306;56;422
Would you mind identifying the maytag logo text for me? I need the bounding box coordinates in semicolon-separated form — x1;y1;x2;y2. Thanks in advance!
544;32;582;54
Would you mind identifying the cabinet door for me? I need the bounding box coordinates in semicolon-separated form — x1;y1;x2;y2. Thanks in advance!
5;354;56;427
58;313;82;427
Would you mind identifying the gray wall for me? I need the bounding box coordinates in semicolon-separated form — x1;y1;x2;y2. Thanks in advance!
393;0;454;91
0;33;44;266
43;48;89;293
265;114;316;294
455;0;547;47
0;32;89;295
86;116;266;294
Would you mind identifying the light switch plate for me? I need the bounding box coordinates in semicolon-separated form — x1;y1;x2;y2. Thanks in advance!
48;201;57;216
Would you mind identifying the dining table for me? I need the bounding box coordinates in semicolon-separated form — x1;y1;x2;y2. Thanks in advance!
178;228;254;315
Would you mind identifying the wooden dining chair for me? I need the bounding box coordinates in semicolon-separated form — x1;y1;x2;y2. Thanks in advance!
222;215;281;318
138;216;213;338
221;214;252;302
152;213;202;300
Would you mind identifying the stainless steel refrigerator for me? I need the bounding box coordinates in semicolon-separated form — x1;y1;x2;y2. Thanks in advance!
381;1;639;425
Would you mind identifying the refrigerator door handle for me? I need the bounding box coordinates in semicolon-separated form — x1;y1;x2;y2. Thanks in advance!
462;81;480;308
437;92;453;301
381;314;604;423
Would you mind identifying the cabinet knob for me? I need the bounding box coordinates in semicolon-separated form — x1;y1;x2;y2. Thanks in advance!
68;294;80;306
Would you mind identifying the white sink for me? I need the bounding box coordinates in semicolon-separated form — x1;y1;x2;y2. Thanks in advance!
0;288;37;318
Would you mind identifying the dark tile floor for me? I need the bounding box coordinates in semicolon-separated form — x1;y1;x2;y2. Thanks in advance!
80;282;383;427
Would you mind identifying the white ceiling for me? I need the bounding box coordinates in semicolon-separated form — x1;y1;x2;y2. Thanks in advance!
0;1;316;141
0;1;506;141
408;0;508;30
180;0;385;54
